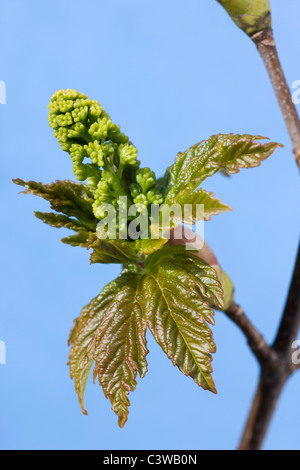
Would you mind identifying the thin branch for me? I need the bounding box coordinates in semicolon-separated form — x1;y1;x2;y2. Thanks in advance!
273;241;300;353
224;302;275;365
238;364;291;451
252;28;300;170
226;29;300;450
224;242;300;449
231;25;300;450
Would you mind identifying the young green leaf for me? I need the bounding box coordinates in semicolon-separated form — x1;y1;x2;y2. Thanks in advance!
34;212;97;249
68;272;135;415
68;267;148;427
164;145;201;196
13;179;97;231
61;231;92;248
93;272;148;428
165;134;282;203
166;187;232;223
143;246;224;392
135;238;168;256
34;211;84;232
88;237;140;264
68;246;224;425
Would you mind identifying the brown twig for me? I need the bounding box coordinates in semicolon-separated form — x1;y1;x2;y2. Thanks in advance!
234;241;300;450
224;297;296;450
252;28;300;170
273;242;300;353
230;26;300;450
169;28;300;444
224;302;275;365
238;362;292;450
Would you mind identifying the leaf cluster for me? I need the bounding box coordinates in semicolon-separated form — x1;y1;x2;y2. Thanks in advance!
13;89;281;425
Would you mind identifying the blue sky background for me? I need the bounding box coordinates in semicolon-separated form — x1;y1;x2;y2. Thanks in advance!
1;0;299;450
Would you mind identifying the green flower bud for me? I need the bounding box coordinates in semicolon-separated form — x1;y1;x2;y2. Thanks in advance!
87;100;103;119
56;112;73;127
70;143;86;164
107;122;129;144
73;164;88;181
136;167;156;194
129;183;141;199
86;173;101;192
48;113;59;129
84;141;104;166
72;105;89;123
67;122;86;139
93;180;114;219
102;142;118;158
101;169;115;186
54;127;70;150
217;0;272;36
57;99;74;114
146;188;164;205
89;117;110;141
48;90;132;184
119;143;138;166
50;89;87;103
133;193;149;211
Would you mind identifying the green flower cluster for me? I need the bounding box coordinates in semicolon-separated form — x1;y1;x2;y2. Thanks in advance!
130;168;164;212
48;89;164;236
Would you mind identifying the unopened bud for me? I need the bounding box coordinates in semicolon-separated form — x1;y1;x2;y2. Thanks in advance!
217;0;272;36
